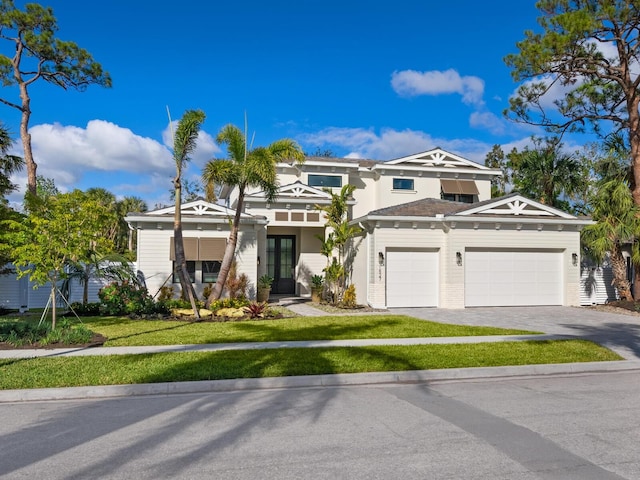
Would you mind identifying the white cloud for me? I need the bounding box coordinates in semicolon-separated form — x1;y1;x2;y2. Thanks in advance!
469;111;506;135
31;120;173;181
3;119;220;206
391;68;485;106
299;126;492;163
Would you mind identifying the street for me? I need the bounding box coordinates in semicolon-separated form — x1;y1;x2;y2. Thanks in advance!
0;371;638;479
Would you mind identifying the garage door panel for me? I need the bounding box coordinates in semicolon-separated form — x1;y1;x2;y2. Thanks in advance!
465;251;562;307
387;251;438;308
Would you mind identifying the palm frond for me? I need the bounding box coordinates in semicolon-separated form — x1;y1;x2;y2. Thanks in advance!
215;124;245;164
173;109;206;170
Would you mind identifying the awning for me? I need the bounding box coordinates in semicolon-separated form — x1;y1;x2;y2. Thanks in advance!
170;237;199;261
170;237;227;261
440;179;479;195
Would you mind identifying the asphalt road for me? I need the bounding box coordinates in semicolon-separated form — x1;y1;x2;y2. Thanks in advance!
0;371;638;479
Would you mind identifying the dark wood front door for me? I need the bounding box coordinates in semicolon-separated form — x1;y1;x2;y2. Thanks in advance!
267;235;296;294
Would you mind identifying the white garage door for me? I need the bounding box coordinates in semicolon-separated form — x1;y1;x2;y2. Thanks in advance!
386;250;439;307
465;250;562;307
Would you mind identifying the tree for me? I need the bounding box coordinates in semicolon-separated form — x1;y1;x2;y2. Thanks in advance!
0;0;111;196
117;196;147;253
484;145;511;197
315;184;361;304
0;121;22;270
505;1;640;203
170;109;205;317
582;179;640;300
3;190;116;328
509;136;586;212
201;124;305;305
61;252;137;305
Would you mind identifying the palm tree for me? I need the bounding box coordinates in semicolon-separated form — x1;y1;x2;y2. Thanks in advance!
117;196;147;253
510;136;585;212
171;109;205;317
201;123;305;305
582;180;640;301
315;184;360;303
0;123;23;200
61;252;138;305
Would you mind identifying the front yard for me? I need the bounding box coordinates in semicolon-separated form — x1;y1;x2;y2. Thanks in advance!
0;314;624;390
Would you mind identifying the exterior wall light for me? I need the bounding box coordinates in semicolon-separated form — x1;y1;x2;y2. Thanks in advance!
456;251;462;266
572;253;578;266
378;251;385;266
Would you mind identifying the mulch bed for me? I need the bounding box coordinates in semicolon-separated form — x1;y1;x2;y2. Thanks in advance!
0;333;107;350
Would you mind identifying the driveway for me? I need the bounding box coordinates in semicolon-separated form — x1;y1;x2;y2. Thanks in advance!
390;306;640;361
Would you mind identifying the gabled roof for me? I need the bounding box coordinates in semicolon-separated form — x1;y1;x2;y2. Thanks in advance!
382;147;492;170
454;193;577;219
125;198;264;224
355;193;592;226
247;181;334;202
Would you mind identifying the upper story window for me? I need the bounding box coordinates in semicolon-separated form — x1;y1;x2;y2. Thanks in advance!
308;174;342;188
442;193;475;203
392;178;414;190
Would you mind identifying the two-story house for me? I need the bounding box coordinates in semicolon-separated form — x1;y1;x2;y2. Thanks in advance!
125;148;592;309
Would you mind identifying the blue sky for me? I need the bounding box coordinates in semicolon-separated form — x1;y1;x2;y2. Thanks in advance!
3;0;553;208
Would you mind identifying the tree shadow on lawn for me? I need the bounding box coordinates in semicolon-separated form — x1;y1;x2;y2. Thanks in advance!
558;322;640;359
216;315;410;342
0;347;427;479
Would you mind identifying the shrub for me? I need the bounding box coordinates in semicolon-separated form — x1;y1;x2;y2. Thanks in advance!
341;284;357;308
69;302;101;316
225;260;248;299
203;283;213;299
0;319;92;346
209;297;249;313
157;285;175;303
244;301;268;318
99;280;156;316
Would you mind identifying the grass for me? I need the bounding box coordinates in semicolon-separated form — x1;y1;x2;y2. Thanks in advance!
77;314;541;346
0;340;622;390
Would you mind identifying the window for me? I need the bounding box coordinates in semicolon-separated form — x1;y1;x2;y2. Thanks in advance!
202;261;221;283
393;178;414;190
173;261;195;283
308;174;342;188
442;193;475;203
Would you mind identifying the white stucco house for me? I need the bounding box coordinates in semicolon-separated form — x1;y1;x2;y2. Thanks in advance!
125;148;596;309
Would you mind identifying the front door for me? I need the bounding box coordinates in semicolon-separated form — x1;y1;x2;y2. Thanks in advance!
267;235;296;294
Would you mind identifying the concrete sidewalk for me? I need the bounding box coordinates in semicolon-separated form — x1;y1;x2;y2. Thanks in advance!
0;334;570;359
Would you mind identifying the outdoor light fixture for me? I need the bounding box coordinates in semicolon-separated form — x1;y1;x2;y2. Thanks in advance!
572;253;578;266
378;251;385;266
257;256;261;266
456;251;462;266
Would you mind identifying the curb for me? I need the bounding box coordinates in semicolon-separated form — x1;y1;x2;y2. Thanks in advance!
1;360;639;403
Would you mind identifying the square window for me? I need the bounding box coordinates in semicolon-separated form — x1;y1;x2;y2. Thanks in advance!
173;261;196;283
202;261;221;283
393;178;414;190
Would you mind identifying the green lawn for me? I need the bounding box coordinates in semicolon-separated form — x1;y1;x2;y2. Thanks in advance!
0;340;621;390
82;314;540;346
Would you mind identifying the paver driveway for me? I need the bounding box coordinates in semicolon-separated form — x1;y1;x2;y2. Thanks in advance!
390;306;640;361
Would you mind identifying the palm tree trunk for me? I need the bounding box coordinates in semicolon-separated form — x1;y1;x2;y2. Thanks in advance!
206;189;244;306
610;246;632;301
173;180;201;319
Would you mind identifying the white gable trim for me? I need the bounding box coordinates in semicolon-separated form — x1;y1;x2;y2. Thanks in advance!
454;195;576;219
145;199;250;218
248;181;334;201
384;148;490;170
